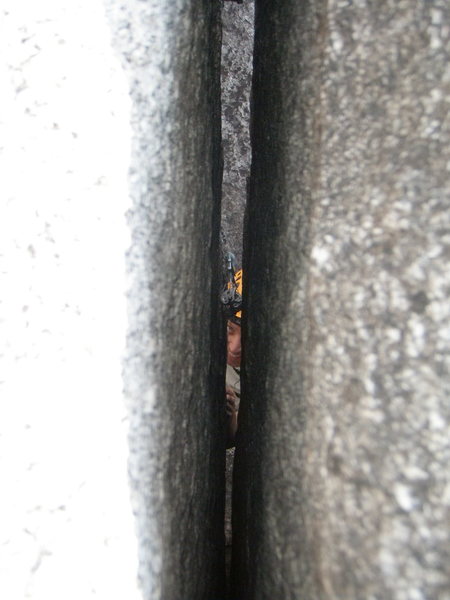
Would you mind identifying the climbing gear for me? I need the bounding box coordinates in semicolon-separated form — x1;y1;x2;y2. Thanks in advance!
221;252;242;321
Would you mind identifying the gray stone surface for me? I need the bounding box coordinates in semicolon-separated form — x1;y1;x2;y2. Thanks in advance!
233;1;450;599
105;1;225;598
1;0;225;598
221;0;254;266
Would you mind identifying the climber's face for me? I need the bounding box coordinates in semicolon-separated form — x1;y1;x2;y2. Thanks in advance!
227;320;241;368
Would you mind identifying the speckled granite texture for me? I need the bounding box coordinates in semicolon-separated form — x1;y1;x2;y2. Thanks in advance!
233;1;450;598
221;0;254;266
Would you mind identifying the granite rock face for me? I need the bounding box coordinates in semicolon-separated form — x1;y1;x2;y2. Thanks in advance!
233;1;450;599
106;1;225;598
221;0;254;266
1;0;224;598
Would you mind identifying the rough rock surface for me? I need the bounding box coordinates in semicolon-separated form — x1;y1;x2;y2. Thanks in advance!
233;1;450;599
221;0;254;266
0;0;224;599
106;1;225;598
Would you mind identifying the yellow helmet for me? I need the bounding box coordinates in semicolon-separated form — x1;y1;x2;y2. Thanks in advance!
221;254;243;321
232;269;242;320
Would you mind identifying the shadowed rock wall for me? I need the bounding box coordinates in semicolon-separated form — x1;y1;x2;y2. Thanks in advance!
233;1;450;599
106;1;224;598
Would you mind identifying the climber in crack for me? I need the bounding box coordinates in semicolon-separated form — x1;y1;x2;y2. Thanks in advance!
226;317;241;446
221;258;242;447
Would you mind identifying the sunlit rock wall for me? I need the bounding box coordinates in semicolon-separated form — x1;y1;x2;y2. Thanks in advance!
233;1;450;599
0;1;224;599
0;1;139;598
